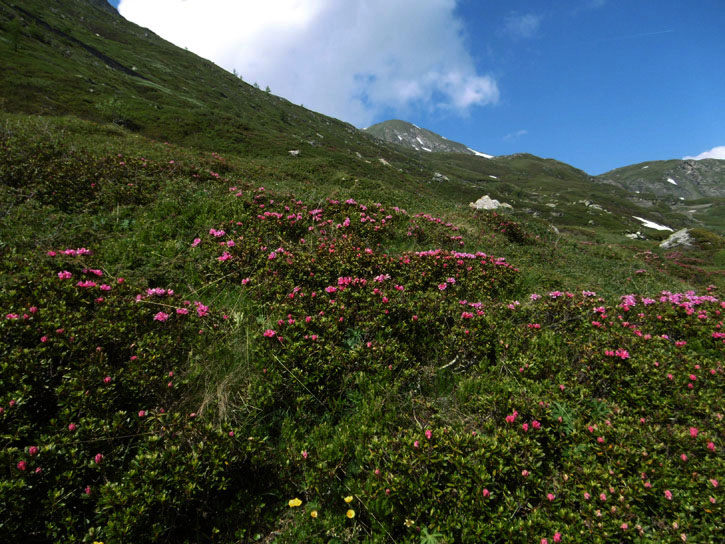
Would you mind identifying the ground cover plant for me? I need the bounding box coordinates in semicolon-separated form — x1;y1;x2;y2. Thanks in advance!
1;114;723;543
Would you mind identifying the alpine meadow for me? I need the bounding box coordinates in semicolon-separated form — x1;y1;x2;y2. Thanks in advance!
0;1;723;543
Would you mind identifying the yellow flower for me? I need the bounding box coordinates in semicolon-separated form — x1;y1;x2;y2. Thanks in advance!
344;495;353;503
310;510;318;518
346;509;355;519
288;497;302;507
404;519;415;527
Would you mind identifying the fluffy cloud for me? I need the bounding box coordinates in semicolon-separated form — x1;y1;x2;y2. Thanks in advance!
683;146;725;161
117;0;498;126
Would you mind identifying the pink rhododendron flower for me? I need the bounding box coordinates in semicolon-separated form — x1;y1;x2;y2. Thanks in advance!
482;488;490;497
553;532;561;543
664;489;673;500
94;453;103;464
58;270;72;280
17;460;27;471
689;427;699;438
195;302;209;317
153;311;170;322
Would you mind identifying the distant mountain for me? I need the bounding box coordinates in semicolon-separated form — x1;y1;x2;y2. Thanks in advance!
597;159;725;200
364;119;492;157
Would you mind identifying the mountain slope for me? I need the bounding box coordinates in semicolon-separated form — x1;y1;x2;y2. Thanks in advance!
1;0;722;236
597;159;725;200
0;0;397;160
365;119;492;156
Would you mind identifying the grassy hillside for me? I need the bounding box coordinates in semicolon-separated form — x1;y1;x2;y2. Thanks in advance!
2;0;723;237
1;2;724;543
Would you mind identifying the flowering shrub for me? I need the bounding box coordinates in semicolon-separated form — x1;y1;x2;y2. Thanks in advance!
0;251;275;542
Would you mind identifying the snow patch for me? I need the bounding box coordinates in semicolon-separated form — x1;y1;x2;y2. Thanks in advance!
416;136;424;145
412;123;420;129
632;216;673;232
666;177;678;185
489;175;498;179
642;165;649;169
396;134;402;141
421;147;432;152
467;147;493;159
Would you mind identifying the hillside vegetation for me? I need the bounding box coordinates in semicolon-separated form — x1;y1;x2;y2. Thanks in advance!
1;2;724;543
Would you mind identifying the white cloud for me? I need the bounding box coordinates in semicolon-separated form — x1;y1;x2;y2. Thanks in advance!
683;146;725;160
117;0;498;126
503;129;528;141
503;12;541;39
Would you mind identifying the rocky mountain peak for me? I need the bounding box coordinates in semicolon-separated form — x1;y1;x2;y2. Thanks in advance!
363;119;492;157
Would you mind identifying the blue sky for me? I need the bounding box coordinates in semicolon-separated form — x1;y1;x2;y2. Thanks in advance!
109;0;723;174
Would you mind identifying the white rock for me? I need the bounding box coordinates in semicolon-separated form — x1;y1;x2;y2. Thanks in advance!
288;150;300;156
469;195;513;211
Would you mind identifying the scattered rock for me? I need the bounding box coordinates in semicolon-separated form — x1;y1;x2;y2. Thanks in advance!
659;229;694;250
469;195;513;211
378;158;390;166
625;231;646;240
433;172;449;181
288;150;300;157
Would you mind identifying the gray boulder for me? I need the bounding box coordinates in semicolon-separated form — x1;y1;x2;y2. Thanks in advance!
659;229;693;249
